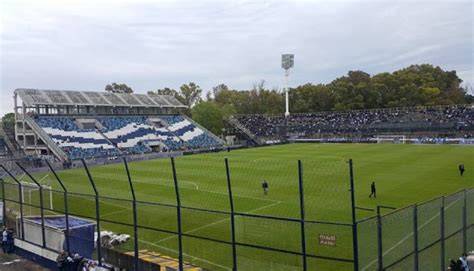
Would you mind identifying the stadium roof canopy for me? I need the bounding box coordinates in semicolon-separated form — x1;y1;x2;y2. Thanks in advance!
14;88;187;108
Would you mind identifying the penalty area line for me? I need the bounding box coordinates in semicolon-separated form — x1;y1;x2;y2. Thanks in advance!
154;200;282;244
136;238;232;270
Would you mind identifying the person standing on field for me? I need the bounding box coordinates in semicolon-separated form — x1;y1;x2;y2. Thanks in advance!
459;164;465;176
369;181;376;198
262;180;268;196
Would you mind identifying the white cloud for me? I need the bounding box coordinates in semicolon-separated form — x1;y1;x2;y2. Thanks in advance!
0;0;472;116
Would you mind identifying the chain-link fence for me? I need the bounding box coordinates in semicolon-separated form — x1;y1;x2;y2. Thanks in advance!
358;188;474;271
0;157;472;271
0;157;357;271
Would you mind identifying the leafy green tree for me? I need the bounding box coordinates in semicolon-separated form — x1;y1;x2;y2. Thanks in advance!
192;102;225;135
105;83;134;93
148;87;179;96
1;113;15;131
211;84;229;99
290;84;335;112
154;64;472;118
179;82;202;107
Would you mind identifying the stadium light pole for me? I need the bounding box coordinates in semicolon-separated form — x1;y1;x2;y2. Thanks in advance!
282;54;294;118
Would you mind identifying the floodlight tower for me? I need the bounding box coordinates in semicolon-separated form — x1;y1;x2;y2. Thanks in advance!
281;54;294;117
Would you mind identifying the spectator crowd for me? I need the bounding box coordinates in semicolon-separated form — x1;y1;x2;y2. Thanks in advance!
235;105;474;140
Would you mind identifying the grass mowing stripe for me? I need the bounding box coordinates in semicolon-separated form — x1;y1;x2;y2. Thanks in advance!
136;238;232;270
101;208;130;218
15;143;472;270
88;172;279;204
154;201;282;244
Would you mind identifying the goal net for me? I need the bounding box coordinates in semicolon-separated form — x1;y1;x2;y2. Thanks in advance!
20;181;54;215
375;135;406;144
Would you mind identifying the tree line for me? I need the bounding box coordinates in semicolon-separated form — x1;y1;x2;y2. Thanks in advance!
1;64;470;141
106;64;472;135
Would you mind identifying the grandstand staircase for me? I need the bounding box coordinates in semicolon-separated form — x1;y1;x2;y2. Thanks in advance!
96;129;125;153
181;115;226;145
23;115;69;161
0;123;23;158
153;118;189;149
144;118;175;149
226;116;264;145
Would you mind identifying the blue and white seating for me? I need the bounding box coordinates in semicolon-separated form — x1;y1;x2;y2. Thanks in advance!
98;116;183;152
35;116;120;159
34;115;222;159
161;115;222;149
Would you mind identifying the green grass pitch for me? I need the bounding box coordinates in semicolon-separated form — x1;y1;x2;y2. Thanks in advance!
3;143;473;270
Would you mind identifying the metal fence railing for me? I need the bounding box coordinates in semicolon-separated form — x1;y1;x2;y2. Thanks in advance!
358;188;474;271
0;157;472;271
0;157;357;271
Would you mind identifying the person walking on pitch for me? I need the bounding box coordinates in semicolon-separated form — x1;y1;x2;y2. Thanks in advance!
369;181;376;198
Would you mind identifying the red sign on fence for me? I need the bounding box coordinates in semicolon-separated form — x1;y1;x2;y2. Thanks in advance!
319;234;336;246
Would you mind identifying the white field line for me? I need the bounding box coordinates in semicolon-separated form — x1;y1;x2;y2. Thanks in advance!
362;197;463;270
155;200;282;244
193;187;280;203
139;179;199;190
87;188;278;270
137;238;232;270
79;192;279;241
17;173;26;182
101;208;129;218
37;174;50;185
69;186;278;220
88;172;279;204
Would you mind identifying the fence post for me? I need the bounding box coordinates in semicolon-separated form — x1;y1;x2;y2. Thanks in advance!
297;160;307;271
348;159;359;271
16;163;46;248
45;160;70;254
462;189;467;252
376;206;383;270
0;165;24;240
413;204;418;271
82;159;102;266
171;157;183;271
440;196;445;271
123;157;139;271
224;158;237;271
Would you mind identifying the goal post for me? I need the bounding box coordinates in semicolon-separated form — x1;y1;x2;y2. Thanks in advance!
20;181;54;215
375;135;406;144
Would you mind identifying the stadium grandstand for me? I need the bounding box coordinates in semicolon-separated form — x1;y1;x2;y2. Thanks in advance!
13;88;224;161
228;105;474;145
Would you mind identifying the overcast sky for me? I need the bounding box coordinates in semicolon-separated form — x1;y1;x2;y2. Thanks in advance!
0;0;472;116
